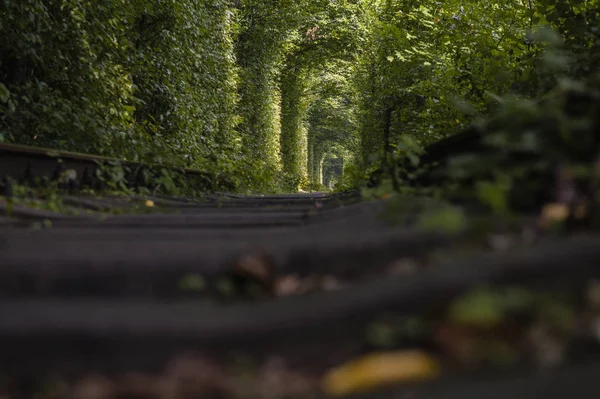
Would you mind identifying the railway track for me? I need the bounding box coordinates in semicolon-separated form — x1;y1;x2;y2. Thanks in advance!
0;142;234;195
1;143;600;398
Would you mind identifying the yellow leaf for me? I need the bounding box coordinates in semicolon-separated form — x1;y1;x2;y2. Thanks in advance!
322;350;441;397
145;200;155;207
540;203;569;227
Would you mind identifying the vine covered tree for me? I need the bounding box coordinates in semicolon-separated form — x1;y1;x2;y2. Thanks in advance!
1;0;599;192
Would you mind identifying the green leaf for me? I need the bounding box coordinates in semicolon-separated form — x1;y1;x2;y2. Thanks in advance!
476;181;508;214
449;288;504;328
366;322;396;348
418;206;467;234
0;83;9;103
179;274;206;292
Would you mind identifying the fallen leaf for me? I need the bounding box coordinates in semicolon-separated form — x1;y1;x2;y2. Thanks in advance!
417;206;467;234
255;357;317;399
388;258;419;276
447;288;504;329
234;252;274;285
71;375;115;399
163;354;235;399
229;251;277;298
145;200;155;207
322;350;441;397
300;275;328;294
179;274;206;292
527;324;566;369
434;325;478;365
275;275;303;296
539;203;569;228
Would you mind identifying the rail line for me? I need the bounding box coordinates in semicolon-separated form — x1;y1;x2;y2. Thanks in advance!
1;142;600;398
0;142;232;193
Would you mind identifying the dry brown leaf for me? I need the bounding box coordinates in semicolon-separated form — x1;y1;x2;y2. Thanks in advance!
433;325;478;366
275;275;303;296
234;251;275;288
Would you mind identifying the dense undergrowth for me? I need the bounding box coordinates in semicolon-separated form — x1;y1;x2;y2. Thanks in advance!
1;0;599;194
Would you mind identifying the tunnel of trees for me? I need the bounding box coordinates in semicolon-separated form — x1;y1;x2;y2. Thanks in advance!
1;0;600;193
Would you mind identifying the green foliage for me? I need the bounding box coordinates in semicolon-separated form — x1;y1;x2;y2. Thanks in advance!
352;0;600;179
131;0;240;167
445;76;600;214
354;0;533;166
233;0;309;190
305;61;360;188
280;68;311;183
3;0;599;195
0;0;239;179
448;285;577;332
0;0;135;152
276;0;362;189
